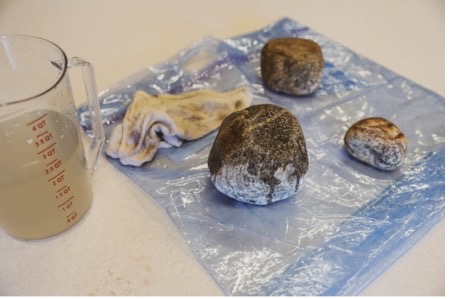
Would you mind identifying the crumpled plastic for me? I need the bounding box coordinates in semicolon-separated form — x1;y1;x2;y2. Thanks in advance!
77;18;445;295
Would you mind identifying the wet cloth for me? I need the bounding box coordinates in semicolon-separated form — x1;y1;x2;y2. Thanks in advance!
106;87;252;166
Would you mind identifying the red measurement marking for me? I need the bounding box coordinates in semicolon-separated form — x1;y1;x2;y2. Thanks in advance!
47;169;65;182
56;185;68;193
37;142;56;155
26;113;48;126
36;130;49;138
66;211;76;219
58;196;74;208
46;158;58;166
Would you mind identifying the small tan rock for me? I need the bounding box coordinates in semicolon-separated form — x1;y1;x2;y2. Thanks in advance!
344;117;407;171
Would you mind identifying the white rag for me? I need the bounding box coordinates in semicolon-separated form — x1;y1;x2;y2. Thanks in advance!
106;87;252;166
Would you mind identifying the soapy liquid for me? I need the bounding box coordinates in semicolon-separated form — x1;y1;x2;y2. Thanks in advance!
0;109;92;239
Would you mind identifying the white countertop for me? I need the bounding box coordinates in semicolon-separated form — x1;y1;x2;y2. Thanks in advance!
0;0;444;295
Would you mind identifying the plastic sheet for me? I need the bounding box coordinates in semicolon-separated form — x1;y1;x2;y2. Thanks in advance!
77;18;445;295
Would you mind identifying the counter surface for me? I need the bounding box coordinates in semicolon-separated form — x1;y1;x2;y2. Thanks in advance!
0;0;444;295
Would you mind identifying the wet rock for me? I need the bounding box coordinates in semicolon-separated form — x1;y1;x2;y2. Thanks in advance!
344;117;407;171
208;104;308;205
260;37;324;96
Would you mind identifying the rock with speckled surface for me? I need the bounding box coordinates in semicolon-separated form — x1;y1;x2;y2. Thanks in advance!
208;104;308;205
260;37;323;96
344;117;407;171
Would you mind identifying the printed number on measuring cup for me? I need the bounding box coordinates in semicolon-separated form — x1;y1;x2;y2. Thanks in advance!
61;200;73;211
48;170;65;186
66;212;78;223
52;174;64;186
34;132;53;148
31;118;46;131
45;159;62;174
39;144;56;159
55;185;71;199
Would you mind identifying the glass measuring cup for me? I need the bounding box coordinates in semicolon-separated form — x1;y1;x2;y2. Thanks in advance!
0;35;104;240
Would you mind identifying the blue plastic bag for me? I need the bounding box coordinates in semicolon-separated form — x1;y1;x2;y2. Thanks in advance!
78;18;444;295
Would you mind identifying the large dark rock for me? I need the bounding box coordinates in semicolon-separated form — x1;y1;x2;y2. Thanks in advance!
208;104;308;205
260;37;323;96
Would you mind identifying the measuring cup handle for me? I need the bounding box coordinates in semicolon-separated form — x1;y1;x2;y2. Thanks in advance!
68;57;105;175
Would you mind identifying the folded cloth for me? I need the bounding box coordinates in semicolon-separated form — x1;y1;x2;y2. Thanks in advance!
106;87;252;166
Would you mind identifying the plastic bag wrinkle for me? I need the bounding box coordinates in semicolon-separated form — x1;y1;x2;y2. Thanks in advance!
77;18;444;296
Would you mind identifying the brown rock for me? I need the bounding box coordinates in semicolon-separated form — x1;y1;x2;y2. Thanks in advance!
208;104;308;205
260;37;324;96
